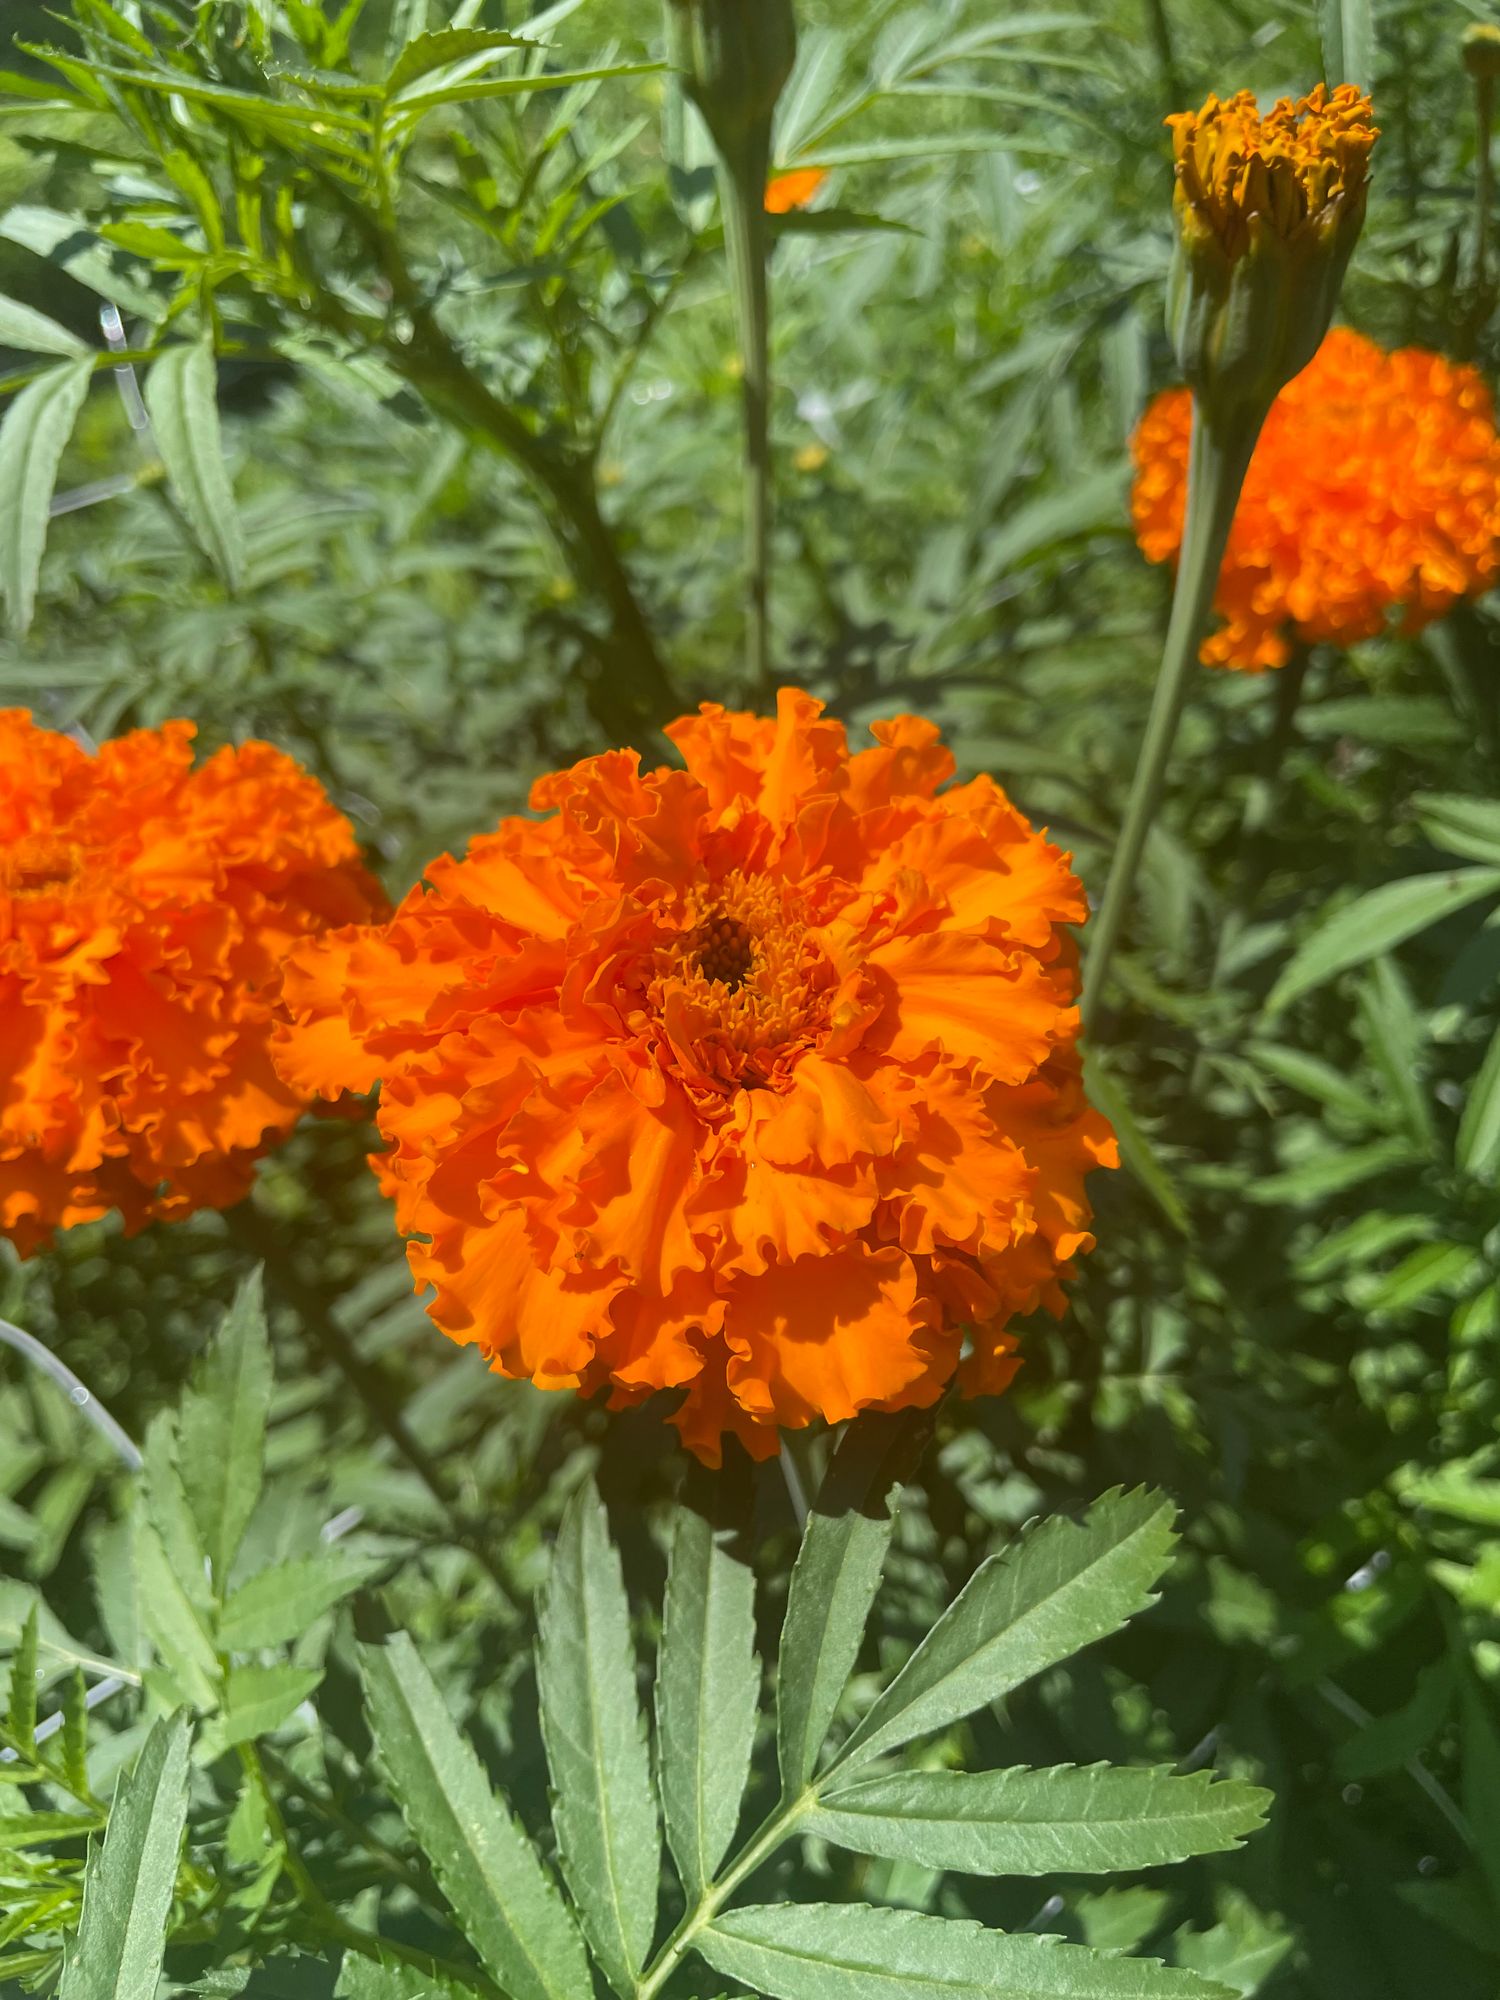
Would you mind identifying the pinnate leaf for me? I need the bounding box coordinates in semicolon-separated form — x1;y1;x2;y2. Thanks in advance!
361;1631;591;2000
656;1461;758;1896
810;1763;1271;1875
537;1479;659;1995
60;1709;192;2000
777;1408;931;1796
832;1488;1177;1776
177;1271;272;1589
698;1903;1234;1999
0;355;93;633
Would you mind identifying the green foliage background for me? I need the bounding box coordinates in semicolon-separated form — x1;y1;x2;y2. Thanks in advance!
2;0;1500;1995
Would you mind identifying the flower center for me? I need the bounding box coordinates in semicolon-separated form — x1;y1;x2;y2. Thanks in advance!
642;869;836;1099
697;915;755;991
3;836;80;897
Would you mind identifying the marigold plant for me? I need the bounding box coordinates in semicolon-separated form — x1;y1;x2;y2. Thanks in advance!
274;691;1115;1462
1131;326;1500;671
0;711;384;1254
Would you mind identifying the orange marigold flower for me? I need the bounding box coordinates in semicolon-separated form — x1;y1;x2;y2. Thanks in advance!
273;691;1115;1464
1131;327;1500;672
765;167;828;214
0;710;385;1255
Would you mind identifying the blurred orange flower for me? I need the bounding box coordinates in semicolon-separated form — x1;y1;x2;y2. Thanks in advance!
0;711;384;1254
765;166;828;213
274;691;1114;1464
1131;327;1500;671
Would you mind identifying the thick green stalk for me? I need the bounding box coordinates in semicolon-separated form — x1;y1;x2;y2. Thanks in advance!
1082;402;1263;1038
1476;69;1495;291
719;145;774;695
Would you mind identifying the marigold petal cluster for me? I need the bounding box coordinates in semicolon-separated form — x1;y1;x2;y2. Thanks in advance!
0;709;385;1253
1131;327;1500;671
1168;84;1375;261
274;691;1115;1464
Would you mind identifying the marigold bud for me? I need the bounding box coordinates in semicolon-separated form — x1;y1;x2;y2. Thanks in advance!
666;0;797;175
1165;85;1377;425
1463;24;1500;81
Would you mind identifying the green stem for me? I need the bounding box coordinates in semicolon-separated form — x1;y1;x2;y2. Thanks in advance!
719;146;774;697
1143;0;1185;115
1081;400;1264;1040
1476;70;1494;292
635;1790;811;2000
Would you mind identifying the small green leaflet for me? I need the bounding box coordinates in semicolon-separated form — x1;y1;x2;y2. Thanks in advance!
0;294;87;357
177;1271;272;1589
197;1663;323;1758
359;1631;591;2000
777;1408;931;1797
0;355;94;634
1264;869;1500;1016
1457;1018;1500;1180
698;1903;1235;1999
6;1605;38;1756
536;1479;659;1996
217;1555;381;1652
1415;792;1500;868
809;1763;1270;1875
59;1708;192;2000
144;338;246;590
830;1488;1177;1777
655;1462;758;1896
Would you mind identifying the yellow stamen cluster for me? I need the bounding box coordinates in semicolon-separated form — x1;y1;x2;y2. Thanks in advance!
1168;84;1376;260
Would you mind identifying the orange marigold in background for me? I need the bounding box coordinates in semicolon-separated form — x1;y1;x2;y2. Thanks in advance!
1132;326;1500;671
0;711;385;1254
274;690;1115;1464
765;166;828;213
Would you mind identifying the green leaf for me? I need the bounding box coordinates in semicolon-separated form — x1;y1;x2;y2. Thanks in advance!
1246;1043;1382;1129
1174;1892;1292;1997
0;355;93;634
830;1489;1177;1778
777;1409;931;1797
61;1668;89;1798
386;27;531;99
536;1479;659;1996
810;1763;1270;1875
390;61;662;119
1083;1051;1188;1234
141;1411;211;1615
1458;1016;1500;1180
1414;792;1500;867
177;1271;272;1589
1333;1662;1453;1781
60;1709;192;2000
655;1462;758;1897
698;1903;1234;1999
336;1954;479;2000
0;1810;103;1848
217;1555;380;1652
0;295;87;358
360;1632;591;2000
1319;0;1375;93
7;1606;38;1757
198;1663;321;1756
0;206;161;316
131;1514;220;1712
1264;870;1500;1016
144;339;245;590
